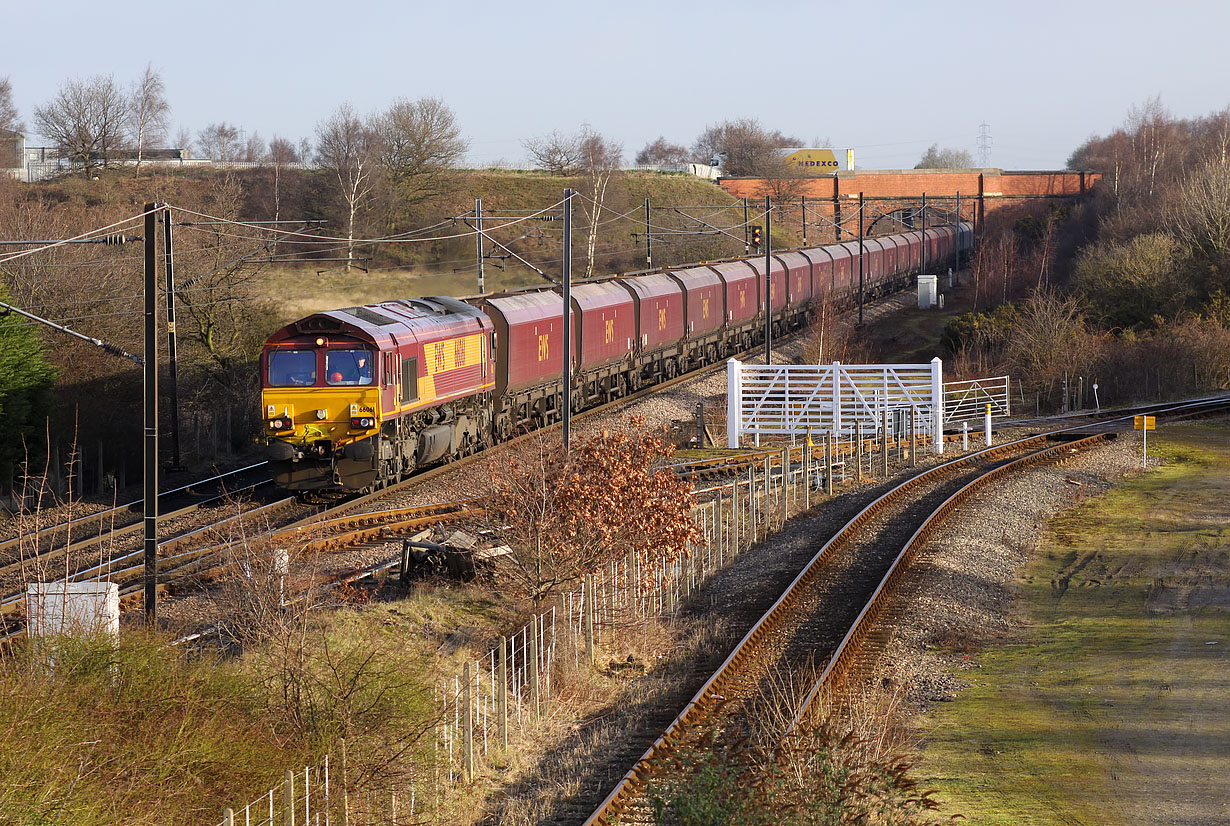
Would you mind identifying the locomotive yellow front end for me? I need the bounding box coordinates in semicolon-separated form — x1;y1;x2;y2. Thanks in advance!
262;338;383;494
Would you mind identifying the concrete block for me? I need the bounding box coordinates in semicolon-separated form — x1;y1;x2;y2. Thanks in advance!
27;582;120;638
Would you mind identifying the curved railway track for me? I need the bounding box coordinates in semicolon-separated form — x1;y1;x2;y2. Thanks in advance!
579;396;1230;826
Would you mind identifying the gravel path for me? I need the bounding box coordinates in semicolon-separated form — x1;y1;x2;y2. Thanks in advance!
868;436;1144;712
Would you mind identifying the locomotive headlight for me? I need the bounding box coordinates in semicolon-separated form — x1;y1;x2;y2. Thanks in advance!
350;416;375;430
269;417;293;432
316;409;327;420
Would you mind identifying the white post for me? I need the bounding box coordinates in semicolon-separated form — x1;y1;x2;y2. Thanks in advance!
930;357;944;454
832;361;842;438
727;358;742;449
984;403;993;446
1142;426;1148;470
962;421;969;451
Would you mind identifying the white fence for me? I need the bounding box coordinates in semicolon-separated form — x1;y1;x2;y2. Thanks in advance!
728;359;946;454
943;375;1010;423
727;360;1014;455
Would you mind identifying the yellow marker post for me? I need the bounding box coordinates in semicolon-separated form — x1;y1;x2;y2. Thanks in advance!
1134;415;1156;469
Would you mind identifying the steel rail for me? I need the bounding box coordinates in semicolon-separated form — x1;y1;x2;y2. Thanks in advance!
0;463;272;560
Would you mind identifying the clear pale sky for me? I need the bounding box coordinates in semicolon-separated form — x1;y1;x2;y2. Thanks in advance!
6;0;1228;170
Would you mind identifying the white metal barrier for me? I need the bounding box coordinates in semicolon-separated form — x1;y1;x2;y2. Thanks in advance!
943;376;1011;423
727;359;946;454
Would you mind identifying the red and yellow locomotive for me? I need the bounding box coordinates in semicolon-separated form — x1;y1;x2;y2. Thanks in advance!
261;297;493;495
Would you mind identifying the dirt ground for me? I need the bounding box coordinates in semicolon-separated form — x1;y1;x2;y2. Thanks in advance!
877;422;1230;825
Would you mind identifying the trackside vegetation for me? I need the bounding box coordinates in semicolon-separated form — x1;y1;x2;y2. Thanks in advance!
942;101;1230;411
0;284;55;488
0;607;437;826
917;422;1230;823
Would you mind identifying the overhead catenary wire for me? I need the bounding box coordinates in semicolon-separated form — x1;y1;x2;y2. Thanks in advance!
0;207;160;266
164;198;572;245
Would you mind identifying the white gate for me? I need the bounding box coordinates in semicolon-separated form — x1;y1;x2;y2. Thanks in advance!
727;359;946;454
943;376;1011;423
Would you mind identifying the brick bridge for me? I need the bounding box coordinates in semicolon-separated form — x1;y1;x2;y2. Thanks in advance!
718;168;1099;240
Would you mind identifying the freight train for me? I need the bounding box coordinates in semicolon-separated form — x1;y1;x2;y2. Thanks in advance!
261;223;972;495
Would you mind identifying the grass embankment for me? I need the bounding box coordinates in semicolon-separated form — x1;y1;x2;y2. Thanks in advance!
0;593;476;826
919;422;1230;824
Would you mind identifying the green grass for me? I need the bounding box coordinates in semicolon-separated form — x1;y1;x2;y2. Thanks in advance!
917;422;1230;824
0;599;447;826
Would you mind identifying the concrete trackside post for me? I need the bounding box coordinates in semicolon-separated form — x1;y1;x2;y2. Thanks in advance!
727;359;742;448
931;357;944;455
462;661;474;782
498;637;508;748
881;408;890;476
529;615;541;716
985;404;993;446
855;420;863;482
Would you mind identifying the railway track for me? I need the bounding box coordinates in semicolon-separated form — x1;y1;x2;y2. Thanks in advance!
0;462;273;568
579;396;1230;826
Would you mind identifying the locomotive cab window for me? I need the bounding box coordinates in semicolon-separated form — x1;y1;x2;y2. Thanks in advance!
325;349;375;385
268;349;316;387
401;357;418;403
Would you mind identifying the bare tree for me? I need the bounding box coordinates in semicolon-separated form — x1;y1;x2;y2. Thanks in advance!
268;135;300;221
127;63;170;170
691;118;798;176
174;173;275;377
0;76;21;133
372;95;467;212
1126;96;1175;199
242;131;268;163
474;419;698;607
173;124;193;153
577;127;622;278
915;143;974;168
1171;160;1230;260
1198;106;1230;166
33;74;128;175
1002;291;1091;389
196;122;242;162
316;103;379;270
523;129;583;174
635;136;688;165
